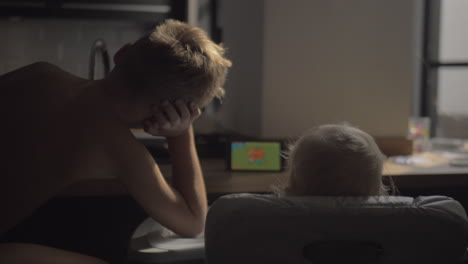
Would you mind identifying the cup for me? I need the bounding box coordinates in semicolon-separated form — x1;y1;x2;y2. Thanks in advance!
408;117;431;153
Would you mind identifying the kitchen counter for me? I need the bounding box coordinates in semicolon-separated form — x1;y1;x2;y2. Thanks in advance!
61;151;468;196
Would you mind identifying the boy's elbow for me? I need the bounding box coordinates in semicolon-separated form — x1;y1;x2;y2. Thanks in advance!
178;213;206;238
183;226;203;238
189;214;206;237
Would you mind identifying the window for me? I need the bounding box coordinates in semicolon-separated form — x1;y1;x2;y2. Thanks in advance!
422;0;468;139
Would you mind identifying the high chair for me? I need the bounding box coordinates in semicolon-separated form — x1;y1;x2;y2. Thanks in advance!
129;194;468;264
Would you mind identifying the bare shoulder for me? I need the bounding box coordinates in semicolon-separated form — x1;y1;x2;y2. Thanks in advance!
24;61;60;72
27;61;62;75
97;121;171;197
0;61;59;82
99;121;155;176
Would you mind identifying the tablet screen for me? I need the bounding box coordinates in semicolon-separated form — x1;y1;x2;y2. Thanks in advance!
229;141;283;171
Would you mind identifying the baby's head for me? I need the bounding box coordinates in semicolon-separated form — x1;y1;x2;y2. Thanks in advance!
284;124;387;196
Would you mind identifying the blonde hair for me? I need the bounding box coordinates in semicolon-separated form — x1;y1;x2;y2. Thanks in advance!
115;19;232;107
284;124;388;196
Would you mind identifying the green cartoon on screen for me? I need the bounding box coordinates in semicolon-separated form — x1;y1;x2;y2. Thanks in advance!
231;142;281;171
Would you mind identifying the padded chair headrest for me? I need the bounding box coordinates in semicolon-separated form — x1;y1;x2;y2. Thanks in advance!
206;194;468;264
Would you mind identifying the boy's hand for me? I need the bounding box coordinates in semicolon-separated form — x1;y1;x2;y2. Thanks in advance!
143;99;201;138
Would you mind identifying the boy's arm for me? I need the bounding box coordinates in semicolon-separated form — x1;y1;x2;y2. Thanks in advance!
167;126;207;229
111;100;206;237
112;128;206;237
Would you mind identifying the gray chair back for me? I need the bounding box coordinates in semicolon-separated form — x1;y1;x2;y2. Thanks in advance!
205;194;468;264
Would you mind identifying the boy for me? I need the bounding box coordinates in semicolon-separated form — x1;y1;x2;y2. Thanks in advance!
0;19;231;263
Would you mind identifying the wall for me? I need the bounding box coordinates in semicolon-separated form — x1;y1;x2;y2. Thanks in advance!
217;0;264;136
0;17;146;79
219;0;422;138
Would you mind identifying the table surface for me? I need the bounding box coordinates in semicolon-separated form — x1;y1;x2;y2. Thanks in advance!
61;149;468;196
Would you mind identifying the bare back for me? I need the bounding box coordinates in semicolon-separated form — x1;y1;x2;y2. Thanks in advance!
0;62;117;234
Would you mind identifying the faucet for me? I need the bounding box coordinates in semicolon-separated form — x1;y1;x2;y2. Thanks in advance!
89;39;110;80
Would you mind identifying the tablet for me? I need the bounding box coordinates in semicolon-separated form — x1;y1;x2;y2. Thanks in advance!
228;141;284;171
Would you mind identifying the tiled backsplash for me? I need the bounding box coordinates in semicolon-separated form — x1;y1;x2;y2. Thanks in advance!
0;17;147;78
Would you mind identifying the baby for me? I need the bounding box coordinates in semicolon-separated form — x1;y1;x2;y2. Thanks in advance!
283;124;392;196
